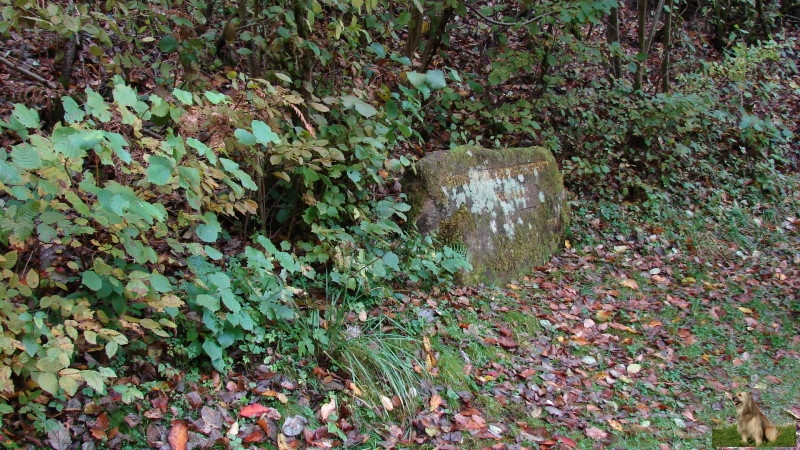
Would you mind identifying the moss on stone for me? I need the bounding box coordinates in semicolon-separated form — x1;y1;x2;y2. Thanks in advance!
404;145;569;285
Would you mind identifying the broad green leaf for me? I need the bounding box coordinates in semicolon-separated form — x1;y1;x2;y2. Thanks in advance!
112;84;138;107
82;271;103;291
11;104;40;128
126;278;149;296
52;127;104;158
81;370;106;393
85;89;111;122
62;97;84;123
406;71;426;88
186;138;216;164
353;100;377;118
425;70;447;90
0;160;21;184
252;120;280;145
195;294;220;312
382;251;400;271
195;223;219;242
147;155;173;185
36;372;59;395
59;374;80;396
149;273;172;292
11;145;42;169
234;169;258;190
106;341;119;358
234;128;257;145
202;339;224;366
208;272;231;289
204;245;223;260
158;35;179;53
204;91;227;104
220;290;241;313
37;356;68;373
173;88;193;105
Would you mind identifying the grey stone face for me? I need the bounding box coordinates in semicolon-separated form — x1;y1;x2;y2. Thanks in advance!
405;146;568;285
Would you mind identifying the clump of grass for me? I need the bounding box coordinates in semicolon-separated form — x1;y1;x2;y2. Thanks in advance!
329;316;427;418
712;424;797;447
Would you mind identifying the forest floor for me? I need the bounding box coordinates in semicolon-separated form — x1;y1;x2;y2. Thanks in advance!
18;185;799;450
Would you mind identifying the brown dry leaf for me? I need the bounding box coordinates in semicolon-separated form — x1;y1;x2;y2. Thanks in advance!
620;278;639;290
167;420;189;450
319;397;337;421
429;394;443;411
595;310;614;322
584;426;609;440
380;395;394;411
91;411;110;439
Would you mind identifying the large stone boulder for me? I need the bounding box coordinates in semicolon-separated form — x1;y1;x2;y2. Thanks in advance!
405;146;568;285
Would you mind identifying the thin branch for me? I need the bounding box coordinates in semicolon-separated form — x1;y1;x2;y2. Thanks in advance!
463;2;554;27
0;55;58;89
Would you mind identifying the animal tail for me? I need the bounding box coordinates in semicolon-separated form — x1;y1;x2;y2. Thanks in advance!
765;424;779;442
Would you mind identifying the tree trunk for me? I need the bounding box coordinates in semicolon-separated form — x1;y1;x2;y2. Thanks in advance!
607;7;622;79
420;6;454;71
660;0;674;92
634;0;648;91
405;6;425;59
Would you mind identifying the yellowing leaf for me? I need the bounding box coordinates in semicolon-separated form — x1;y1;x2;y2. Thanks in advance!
319;398;337;421
26;269;40;288
626;363;643;374
429;394;442;412
737;307;753;314
380;395;394;411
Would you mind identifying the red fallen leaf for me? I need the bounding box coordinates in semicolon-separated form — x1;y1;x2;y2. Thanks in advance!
240;403;277;418
584;426;609;440
553;435;577;447
496;336;518;348
454;413;486;430
167;420;188;450
682;409;696;421
243;428;265;443
667;295;690;308
91;412;110;439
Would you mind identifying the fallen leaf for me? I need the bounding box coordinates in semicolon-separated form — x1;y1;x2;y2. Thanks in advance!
240;403;272;418
48;422;71;450
585;426;609;440
227;421;239;437
167;420;188;450
243;428;264;443
737;307;753;314
626;364;642;374
281;415;307;437
554;435;577;448
621;278;639;290
320;397;337;421
380;395;394;411
429;394;443;411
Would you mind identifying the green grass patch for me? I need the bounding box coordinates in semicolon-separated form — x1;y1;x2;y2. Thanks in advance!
712;424;796;447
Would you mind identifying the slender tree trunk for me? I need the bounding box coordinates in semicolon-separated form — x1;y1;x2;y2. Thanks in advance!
607;7;622;79
660;0;674;92
646;0;664;53
405;6;425;59
420;6;454;71
634;0;648;91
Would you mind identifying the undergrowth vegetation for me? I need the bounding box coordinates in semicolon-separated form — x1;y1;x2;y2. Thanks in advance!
0;0;799;447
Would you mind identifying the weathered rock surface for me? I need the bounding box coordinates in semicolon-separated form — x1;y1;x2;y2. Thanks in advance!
405;146;568;285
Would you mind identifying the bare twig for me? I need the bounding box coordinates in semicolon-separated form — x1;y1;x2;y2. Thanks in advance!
0;55;58;89
463;2;554;27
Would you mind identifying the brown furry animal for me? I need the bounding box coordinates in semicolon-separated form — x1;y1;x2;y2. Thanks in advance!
733;391;779;445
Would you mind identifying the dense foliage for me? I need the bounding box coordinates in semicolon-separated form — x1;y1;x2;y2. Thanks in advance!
0;0;798;446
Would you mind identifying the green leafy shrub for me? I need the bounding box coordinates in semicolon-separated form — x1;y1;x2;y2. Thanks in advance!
0;80;256;400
